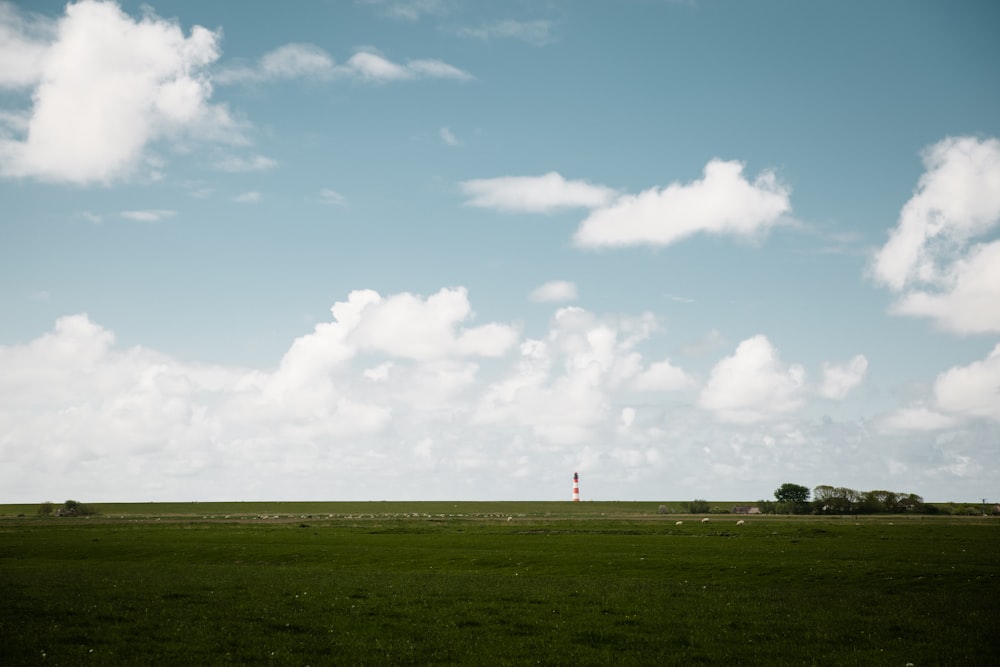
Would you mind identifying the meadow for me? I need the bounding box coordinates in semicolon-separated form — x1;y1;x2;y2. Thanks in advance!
1;502;997;665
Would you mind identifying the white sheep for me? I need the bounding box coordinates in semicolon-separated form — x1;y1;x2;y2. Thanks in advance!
736;520;745;526
701;517;710;524
675;520;683;526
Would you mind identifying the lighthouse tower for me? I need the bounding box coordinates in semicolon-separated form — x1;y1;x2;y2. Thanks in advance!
572;472;580;502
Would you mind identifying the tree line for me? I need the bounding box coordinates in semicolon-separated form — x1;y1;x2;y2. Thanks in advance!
763;483;932;515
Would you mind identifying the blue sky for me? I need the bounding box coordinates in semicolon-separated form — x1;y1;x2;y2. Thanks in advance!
1;0;998;503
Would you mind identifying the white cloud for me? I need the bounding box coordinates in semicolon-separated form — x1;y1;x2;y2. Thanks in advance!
216;43;335;84
871;136;1000;333
0;0;236;184
320;188;346;205
120;209;176;222
214;154;277;172
234;191;260;204
439;126;459;146
341;50;473;82
474;307;692;445
528;280;577;303
889;240;1000;334
346;288;517;360
933;343;1000;421
881;344;1000;432
457;20;553;46
574;159;791;248
632;358;695;392
0;2;54;87
699;335;805;423
819;354;869;400
460;172;617;213
880;405;958;432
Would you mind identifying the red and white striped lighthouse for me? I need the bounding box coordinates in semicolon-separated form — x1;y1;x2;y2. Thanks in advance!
572;472;580;502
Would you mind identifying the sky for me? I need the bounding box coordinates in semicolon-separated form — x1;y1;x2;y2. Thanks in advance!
1;0;999;503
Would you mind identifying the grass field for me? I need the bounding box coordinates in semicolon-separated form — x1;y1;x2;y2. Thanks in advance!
1;503;997;665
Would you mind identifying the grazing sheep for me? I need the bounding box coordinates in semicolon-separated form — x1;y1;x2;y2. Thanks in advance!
736;520;745;526
701;517;710;524
675;520;683;526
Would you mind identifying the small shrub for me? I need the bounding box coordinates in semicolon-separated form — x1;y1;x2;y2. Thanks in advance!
688;499;710;514
38;501;55;516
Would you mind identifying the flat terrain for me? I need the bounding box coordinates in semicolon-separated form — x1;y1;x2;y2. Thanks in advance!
1;503;997;665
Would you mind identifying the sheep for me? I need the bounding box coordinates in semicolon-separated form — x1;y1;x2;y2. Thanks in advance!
701;517;710;524
736;520;745;526
675;520;683;526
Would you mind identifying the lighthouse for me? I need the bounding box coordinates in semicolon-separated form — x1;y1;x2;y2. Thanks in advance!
572;472;580;502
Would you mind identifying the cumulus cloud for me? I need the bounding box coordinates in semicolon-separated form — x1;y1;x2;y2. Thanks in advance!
461;160;790;248
460;172;617;213
699;335;805;423
871;136;1000;333
889;240;1000;334
819;354;869;400
528;280;578;303
933;343;1000;421
0;0;236;184
882;344;1000;432
474;307;693;444
574;159;791;248
632;358;695;392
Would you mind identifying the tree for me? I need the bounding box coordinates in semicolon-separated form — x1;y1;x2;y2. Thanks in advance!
775;483;810;513
774;483;810;505
37;501;54;516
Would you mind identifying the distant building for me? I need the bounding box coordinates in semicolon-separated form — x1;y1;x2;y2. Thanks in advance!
732;505;761;515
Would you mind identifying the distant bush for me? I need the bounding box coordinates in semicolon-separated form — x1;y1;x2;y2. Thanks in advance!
688;499;710;514
55;500;98;517
657;505;668;515
38;501;55;516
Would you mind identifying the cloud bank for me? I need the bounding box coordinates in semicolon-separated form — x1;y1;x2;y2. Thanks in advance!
1;287;992;502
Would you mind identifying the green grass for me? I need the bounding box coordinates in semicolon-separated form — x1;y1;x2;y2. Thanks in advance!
1;505;997;665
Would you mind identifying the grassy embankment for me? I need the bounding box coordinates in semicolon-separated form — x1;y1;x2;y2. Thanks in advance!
1;503;997;665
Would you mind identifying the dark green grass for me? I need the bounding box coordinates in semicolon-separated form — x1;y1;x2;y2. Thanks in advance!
1;508;997;665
